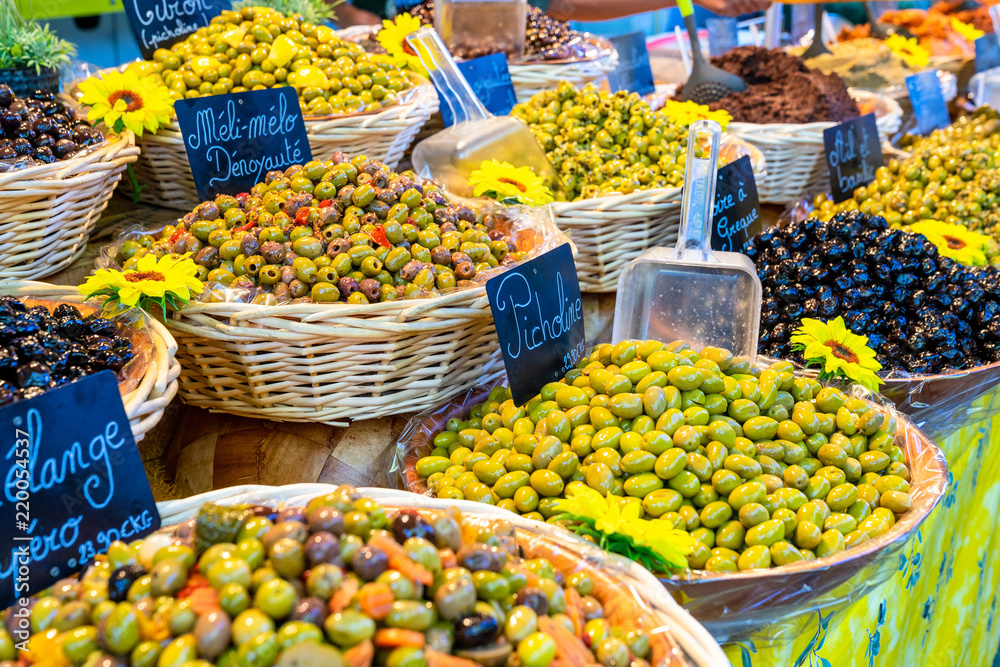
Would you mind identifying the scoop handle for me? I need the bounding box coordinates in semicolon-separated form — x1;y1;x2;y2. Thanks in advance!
676;119;722;260
676;0;708;67
406;26;491;125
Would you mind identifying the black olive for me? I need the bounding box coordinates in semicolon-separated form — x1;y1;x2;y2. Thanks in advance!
392;511;437;544
108;564;146;602
453;613;500;649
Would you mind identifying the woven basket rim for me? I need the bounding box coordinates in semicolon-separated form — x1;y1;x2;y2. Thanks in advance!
0;130;137;185
0;281;180;439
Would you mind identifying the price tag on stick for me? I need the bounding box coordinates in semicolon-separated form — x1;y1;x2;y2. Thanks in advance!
711;155;761;253
706;18;738;58
437;53;518;127
607;32;656;96
486;243;587;406
0;371;161;610
975;33;1000;73
122;0;231;60
823;113;884;204
906;70;950;135
174;87;312;201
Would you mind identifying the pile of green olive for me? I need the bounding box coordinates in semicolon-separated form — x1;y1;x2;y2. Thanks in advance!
814;107;1000;238
414;340;915;572
116;152;522;304
1;485;658;667
128;6;413;115
510;82;689;201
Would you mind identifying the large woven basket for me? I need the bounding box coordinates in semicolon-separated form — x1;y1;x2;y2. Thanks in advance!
396;382;947;642
157;483;730;667
0;132;139;280
729;92;903;205
0;281;180;441
550;186;683;293
114;81;439;211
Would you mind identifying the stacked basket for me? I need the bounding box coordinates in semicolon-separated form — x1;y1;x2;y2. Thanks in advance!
0;282;180;440
0;131;139;280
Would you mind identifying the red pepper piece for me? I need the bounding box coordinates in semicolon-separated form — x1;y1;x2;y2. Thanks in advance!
295;207;311;225
371;225;391;248
319;199;333;208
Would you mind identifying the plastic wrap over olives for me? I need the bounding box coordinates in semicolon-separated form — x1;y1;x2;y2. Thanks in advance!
2;485;662;667
112;152;531;305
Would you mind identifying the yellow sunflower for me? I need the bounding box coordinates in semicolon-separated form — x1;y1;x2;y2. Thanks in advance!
661;100;731;130
78;69;173;137
80;253;203;313
791;317;883;393
909;220;995;266
949;17;983;44
469;160;554;207
885;34;930;69
377;14;426;75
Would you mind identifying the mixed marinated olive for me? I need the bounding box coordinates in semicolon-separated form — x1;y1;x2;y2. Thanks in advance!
129;6;414;115
0;296;134;405
0;85;103;165
114;153;522;304
510;82;689;201
1;486;658;667
415;340;914;572
815;108;1000;239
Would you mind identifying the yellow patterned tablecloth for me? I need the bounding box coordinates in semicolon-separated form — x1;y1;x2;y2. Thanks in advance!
723;389;1000;667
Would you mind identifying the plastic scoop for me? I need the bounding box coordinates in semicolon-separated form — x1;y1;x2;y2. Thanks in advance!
802;3;831;59
611;119;762;359
677;0;746;104
407;27;561;198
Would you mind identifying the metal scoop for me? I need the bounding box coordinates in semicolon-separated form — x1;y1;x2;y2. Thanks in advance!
677;0;746;105
611;119;762;359
802;3;831;59
407;27;561;198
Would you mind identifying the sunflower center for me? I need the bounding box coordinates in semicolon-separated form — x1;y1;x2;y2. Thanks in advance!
401;40;417;56
942;234;966;250
125;271;165;282
108;90;144;112
498;177;527;193
824;339;859;364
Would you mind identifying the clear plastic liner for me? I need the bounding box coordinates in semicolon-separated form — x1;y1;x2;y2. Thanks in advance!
389;378;948;644
99;202;569;307
155;483;731;667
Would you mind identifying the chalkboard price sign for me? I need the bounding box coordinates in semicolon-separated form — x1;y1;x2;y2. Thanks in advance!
975;33;1000;73
711;155;761;253
0;371;160;610
607;32;656;96
174;87;312;201
123;0;231;60
438;53;518;127
906;70;950;135
486;243;586;405
823;113;884;203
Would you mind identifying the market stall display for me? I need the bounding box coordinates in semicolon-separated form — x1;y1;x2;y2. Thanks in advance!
86;6;439;210
0;282;179;440
839;8;981;60
102;154;568;424
675;47;901;204
0;86;139;280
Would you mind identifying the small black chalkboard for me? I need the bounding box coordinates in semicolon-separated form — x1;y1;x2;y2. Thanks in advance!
706;18;738;58
0;371;160;610
823;113;884;204
607;32;656;97
174;87;312;201
486;243;587;405
438;53;518;127
123;0;231;60
711;155;760;253
906;70;950;135
975;34;1000;73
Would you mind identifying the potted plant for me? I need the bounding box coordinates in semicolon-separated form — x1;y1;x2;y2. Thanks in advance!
0;0;75;95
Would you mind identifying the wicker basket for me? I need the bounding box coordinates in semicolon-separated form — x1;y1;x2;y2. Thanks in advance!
0;281;180;441
116;81;439;211
550;186;683;293
0;132;139;280
507;38;618;103
0;66;61;96
728;92;903;205
157;483;730;667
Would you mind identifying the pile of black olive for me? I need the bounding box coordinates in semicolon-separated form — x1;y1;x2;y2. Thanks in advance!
0;84;103;166
0;296;133;405
747;210;1000;375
